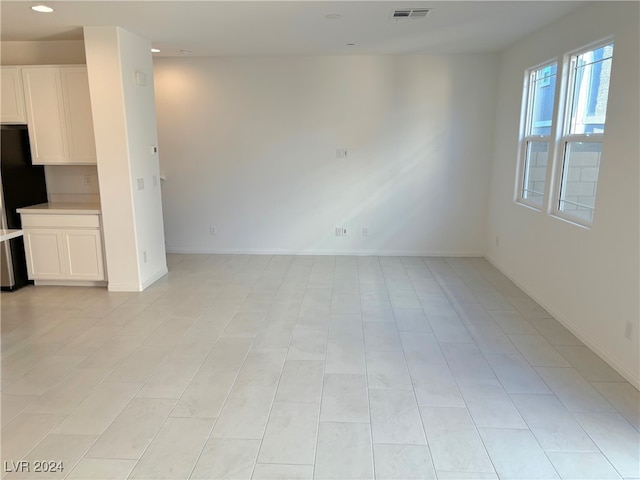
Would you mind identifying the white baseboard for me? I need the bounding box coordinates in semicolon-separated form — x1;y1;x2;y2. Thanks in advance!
107;266;168;292
34;280;107;288
107;284;143;292
486;254;640;390
141;266;168;290
165;247;485;257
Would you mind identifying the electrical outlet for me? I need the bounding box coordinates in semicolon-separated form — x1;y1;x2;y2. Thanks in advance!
137;178;145;191
336;148;348;159
142;251;147;263
150;145;158;154
83;175;92;186
210;226;217;236
362;227;369;237
335;227;342;237
624;321;633;340
342;227;348;236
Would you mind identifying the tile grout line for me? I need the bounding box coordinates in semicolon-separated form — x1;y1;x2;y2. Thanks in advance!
412;258;453;469
425;257;501;478
249;255;311;479
384;256;437;478
310;254;335;480
185;257;261;480
445;257;565;480
359;255;376;480
125;255;248;480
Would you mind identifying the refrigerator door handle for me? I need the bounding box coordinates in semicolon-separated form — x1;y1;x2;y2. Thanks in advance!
0;240;15;287
0;171;15;288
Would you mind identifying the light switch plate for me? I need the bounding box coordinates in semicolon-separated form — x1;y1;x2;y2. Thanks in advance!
135;71;147;86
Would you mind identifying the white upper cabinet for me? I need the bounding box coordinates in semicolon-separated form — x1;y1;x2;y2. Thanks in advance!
1;67;27;124
61;67;98;164
22;66;97;165
21;67;69;164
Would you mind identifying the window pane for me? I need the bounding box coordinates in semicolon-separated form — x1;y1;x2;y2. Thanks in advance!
522;141;549;205
559;142;602;222
528;64;557;136
569;44;614;134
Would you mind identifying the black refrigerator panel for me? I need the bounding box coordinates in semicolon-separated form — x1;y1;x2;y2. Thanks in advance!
1;125;48;290
1;125;48;229
2;237;29;290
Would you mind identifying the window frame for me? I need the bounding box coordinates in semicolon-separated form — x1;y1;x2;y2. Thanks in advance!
514;37;615;228
550;38;614;227
515;59;559;210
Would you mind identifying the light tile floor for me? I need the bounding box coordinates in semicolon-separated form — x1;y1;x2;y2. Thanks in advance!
1;255;639;480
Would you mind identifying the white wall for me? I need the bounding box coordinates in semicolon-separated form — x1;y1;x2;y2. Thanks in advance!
154;55;498;255
0;40;86;65
84;26;167;291
486;2;640;386
116;29;167;288
44;165;100;204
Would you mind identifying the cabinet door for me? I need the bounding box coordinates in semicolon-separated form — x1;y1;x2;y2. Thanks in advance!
61;229;105;281
60;67;97;164
1;67;27;124
21;67;69;164
23;230;65;280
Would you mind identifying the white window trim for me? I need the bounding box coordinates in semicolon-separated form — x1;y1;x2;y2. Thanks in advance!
514;37;615;229
549;38;614;228
514;59;559;211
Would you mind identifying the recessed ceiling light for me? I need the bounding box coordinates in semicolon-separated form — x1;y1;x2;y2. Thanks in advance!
31;4;54;13
325;13;341;20
151;48;161;53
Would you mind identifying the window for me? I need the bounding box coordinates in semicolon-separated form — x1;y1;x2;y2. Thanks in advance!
518;62;558;207
557;43;613;223
516;41;614;226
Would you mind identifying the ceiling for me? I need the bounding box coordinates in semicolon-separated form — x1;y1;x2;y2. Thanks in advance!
1;1;585;56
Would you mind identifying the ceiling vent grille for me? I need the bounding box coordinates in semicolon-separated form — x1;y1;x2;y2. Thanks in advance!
392;8;431;19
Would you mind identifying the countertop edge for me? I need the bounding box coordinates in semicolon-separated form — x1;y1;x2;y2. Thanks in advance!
16;203;101;215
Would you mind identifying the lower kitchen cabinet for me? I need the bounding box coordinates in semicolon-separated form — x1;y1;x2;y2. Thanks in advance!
23;229;65;279
24;229;104;281
19;209;106;284
63;229;104;280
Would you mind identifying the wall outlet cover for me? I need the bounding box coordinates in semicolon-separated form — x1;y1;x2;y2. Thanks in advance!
624;321;633;340
336;148;348;159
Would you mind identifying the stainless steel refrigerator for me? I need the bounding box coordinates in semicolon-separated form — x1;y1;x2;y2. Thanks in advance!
1;125;48;291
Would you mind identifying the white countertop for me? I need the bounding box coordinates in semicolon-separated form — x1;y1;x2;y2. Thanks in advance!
0;229;23;242
16;203;101;215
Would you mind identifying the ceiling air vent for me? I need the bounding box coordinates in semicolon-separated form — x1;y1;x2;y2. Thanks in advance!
392;8;431;19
